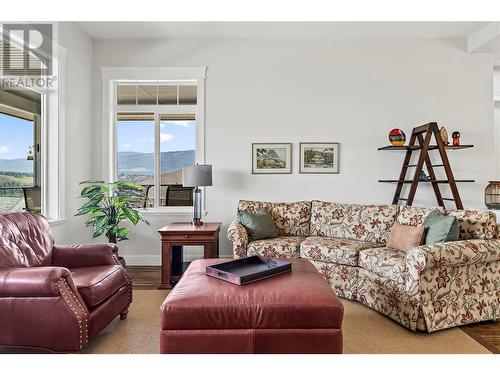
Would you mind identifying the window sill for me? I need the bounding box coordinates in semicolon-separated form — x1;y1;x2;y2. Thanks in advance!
139;208;206;216
48;218;67;226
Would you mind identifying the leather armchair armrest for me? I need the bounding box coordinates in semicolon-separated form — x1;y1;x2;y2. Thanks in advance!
52;243;119;268
0;266;71;297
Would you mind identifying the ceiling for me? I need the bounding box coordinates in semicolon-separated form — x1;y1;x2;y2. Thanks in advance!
75;22;488;40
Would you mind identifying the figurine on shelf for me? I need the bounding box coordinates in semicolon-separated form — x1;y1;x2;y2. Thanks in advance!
452;131;461;146
439;126;449;145
389;129;406;146
419;171;431;181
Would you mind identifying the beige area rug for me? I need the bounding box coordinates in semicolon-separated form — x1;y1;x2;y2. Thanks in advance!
83;290;491;354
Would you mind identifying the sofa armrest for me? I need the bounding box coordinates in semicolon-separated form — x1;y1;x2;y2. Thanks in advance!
52;243;119;268
406;239;500;271
227;219;249;258
0;266;72;297
404;239;500;294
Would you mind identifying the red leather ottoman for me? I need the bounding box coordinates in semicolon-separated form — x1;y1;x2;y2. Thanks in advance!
160;258;343;354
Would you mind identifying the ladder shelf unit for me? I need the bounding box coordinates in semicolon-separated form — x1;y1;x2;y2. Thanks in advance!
378;122;474;209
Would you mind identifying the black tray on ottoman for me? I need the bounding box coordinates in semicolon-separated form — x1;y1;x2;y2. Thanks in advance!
205;256;292;285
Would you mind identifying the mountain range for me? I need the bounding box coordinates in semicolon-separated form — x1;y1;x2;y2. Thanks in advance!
117;150;195;175
0;158;33;173
0;150;195;176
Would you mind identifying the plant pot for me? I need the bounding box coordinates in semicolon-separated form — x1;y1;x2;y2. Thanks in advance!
117;256;126;268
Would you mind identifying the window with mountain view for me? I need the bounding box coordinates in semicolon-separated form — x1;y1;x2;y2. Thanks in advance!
159;114;196;206
0;86;41;214
115;82;198;209
116;113;155;206
0;112;36;213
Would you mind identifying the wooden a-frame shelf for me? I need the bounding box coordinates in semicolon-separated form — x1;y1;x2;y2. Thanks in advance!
378;122;474;209
378;145;473;151
379;179;475;183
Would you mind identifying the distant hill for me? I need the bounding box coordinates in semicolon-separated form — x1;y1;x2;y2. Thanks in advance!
0;158;33;173
117;150;195;175
0;151;195;176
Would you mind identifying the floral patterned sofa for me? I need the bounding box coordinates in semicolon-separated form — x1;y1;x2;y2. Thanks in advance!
227;200;500;332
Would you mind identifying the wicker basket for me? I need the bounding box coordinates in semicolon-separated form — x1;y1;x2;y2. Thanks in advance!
485;181;500;209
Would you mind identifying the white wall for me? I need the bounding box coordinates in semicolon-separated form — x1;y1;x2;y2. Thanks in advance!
495;69;500;178
91;37;494;263
50;22;96;243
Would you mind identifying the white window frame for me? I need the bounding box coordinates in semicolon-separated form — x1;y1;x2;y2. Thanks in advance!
44;25;66;223
100;66;207;214
0;22;65;222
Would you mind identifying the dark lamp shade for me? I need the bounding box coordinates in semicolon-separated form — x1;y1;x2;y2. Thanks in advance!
182;165;213;187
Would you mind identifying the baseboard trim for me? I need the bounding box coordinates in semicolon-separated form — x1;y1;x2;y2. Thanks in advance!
122;254;232;266
122;255;161;266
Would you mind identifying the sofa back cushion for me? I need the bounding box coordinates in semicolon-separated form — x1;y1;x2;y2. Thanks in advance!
309;201;399;244
396;206;439;227
0;212;54;267
238;200;311;237
444;209;497;240
397;205;498;240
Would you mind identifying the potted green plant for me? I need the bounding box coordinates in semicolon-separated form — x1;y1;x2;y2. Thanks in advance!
75;180;149;266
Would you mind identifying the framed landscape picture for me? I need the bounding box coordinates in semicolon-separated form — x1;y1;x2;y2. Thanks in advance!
299;142;340;174
252;143;292;174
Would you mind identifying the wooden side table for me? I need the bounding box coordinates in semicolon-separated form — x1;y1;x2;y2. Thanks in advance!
158;222;222;289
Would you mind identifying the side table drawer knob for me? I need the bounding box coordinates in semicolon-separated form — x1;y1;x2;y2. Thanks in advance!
184;235;189;238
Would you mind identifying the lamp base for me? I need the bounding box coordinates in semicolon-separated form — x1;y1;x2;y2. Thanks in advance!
192;187;203;226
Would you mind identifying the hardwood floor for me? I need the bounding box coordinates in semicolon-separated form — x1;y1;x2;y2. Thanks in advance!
126;266;500;353
127;266;163;290
462;322;500;353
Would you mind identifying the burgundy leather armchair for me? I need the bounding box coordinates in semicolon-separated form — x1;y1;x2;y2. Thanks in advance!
0;212;132;352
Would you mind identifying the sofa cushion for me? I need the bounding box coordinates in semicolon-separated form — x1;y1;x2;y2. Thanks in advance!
358;248;406;285
270;201;312;236
309;201;398;244
398;206;498;240
423;210;459;244
397;206;441;227
444;209;497;240
238;200;270;216
237;209;278;241
247;236;304;258
300;236;382;266
71;265;126;307
238;200;311;237
386;222;425;251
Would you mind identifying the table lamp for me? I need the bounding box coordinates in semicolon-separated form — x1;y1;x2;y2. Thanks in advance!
182;164;212;226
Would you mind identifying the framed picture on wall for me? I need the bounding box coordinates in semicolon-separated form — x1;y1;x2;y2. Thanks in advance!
299;142;340;174
252;143;292;174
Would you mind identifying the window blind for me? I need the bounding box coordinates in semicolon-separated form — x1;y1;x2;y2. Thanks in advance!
116;112;155;121
116;84;197;106
160;114;195;121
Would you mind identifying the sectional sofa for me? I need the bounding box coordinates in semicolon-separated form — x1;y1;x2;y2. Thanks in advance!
227;200;500;332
